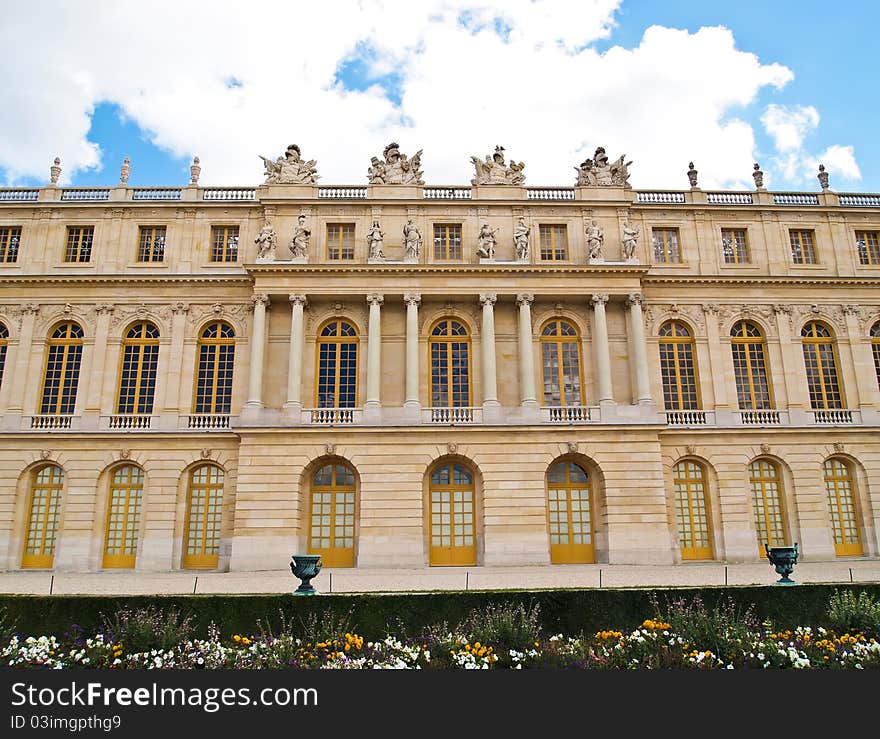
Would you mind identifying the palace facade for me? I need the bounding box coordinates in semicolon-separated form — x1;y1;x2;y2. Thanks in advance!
0;146;878;573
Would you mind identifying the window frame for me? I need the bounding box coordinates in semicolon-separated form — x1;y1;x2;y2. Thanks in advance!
315;320;359;408
116;321;160;415
538;224;568;261
429;319;472;408
749;459;788;554
137;225;167;263
102;464;144;569
651;227;682;264
22;464;64;569
673;460;713;561
0;226;22;263
855;230;880;266
308;461;357;568
433;223;463;261
546;460;594;564
789;229;818;265
192;321;236;414
325;222;355;261
210;225;239;263
801;321;844;409
64;226;94;263
658;320;701;410
539;319;584;407
182;463;225;569
428;461;477;566
720;227;751;264
730;320;773;410
39;322;84;415
823;458;863;557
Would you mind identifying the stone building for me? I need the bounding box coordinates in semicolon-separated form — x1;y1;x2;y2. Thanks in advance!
0;145;878;573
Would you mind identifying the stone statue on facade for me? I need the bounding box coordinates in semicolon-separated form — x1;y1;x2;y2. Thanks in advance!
367;142;424;185
575;147;632;188
260;144;319;184
366;219;385;260
470;145;525;185
752;162;764;189
818;163;830;190
289;214;311;258
687;162;698;188
403;218;422;261
476;223;500;259
513;216;530;261
621;218;640;261
120;157;131;185
254;221;277;261
586;220;604;261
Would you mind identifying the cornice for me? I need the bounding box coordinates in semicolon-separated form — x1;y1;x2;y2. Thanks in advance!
0;274;253;286
246;263;651;276
643;274;880;287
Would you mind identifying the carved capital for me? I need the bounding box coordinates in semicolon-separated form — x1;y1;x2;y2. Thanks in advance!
251;294;270;309
95;303;115;316
403;293;421;308
479;293;497;307
515;293;534;307
289;294;308;308
842;304;861;317
366;293;384;307
702;303;720;315
591;294;609;308
625;293;644;308
772;304;792;316
171;302;190;316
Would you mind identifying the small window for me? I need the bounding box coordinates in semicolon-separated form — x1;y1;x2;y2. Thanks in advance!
326;223;355;260
856;231;880;265
652;228;681;263
721;228;750;264
789;230;817;264
539;224;568;260
0;226;21;263
210;226;239;262
137;226;166;262
65;226;94;263
433;224;462;260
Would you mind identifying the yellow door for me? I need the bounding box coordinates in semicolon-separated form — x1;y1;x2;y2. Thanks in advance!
102;465;143;569
309;463;356;568
183;464;224;569
674;461;713;560
429;463;476;566
548;461;594;563
824;459;863;557
22;465;64;569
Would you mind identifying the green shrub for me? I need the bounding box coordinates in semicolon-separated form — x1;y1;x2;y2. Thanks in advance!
457;600;542;650
99;605;194;653
827;589;880;639
0;605;17;642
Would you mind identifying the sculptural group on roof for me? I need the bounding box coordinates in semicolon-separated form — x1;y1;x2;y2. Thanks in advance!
260;144;319;184
367;142;425;185
575;147;632;188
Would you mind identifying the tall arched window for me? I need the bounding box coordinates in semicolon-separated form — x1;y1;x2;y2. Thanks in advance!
823;458;863;557
309;461;356;568
429;461;476;566
117;322;160;414
749;459;788;554
547;460;594;563
430;320;471;407
658;321;700;410
871;321;880;389
0;322;7;390
801;322;843;409
40;322;84;415
22;465;64;568
316;321;358;408
183;464;224;569
102;465;144;569
194;322;235;414
673;460;713;560
731;321;772;409
540;320;583;406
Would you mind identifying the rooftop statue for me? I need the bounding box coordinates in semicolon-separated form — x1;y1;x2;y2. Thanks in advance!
367;142;424;185
575;147;632;188
471;146;525;185
260;144;319;185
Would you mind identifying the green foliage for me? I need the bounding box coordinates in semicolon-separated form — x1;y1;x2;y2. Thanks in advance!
457;600;543;650
827;589;880;639
99;605;194;653
0;605;17;642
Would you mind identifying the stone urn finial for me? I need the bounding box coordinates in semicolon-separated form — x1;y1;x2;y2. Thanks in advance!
50;157;62;185
687;162;698;188
190;156;201;185
752;162;764;189
120;156;131;185
817;163;829;190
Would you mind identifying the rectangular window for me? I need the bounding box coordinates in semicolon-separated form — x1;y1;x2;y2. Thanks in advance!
789;229;817;264
433;224;462;260
856;230;880;265
326;223;355;260
137;226;167;262
652;228;681;263
64;226;94;263
539;224;568;260
210;226;239;262
721;228;750;264
0;227;21;263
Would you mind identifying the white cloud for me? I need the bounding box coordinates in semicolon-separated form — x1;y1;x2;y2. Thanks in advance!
0;1;819;190
806;145;861;184
761;104;820;151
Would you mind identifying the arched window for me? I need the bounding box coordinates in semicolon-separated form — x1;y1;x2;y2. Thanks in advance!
731;321;772;409
117;322;160;414
102;465;144;569
658;321;700;410
801;322;843;409
22;465;64;568
430;320;471;407
673;460;713;560
547;460;594;563
871;322;880;389
429;461;476;565
0;322;8;390
749;459;788;554
183;464;224;569
193;322;235;414
316;321;358;408
309;462;356;568
823;458;863;557
40;322;84;415
540;320;583;406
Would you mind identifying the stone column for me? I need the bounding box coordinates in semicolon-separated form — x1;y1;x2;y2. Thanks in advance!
245;294;269;409
284;294;307;421
2;304;39;428
404;293;421;409
479;293;499;409
774;304;807;410
516;293;538;407
626;293;652;405
702;303;728;408
84;304;115;419
591;294;614;406
365;294;384;411
163;302;189;416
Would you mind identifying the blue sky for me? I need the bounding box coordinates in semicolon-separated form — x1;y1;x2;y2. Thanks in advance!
0;0;874;192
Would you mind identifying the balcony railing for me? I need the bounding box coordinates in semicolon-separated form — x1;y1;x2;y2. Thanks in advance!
665;410;714;426
0;189;39;201
737;409;785;426
424;187;471;199
423;406;482;424
202;188;255;200
61;188;110;201
105;414;153;430
526;187;575;200
317;186;368;199
303;407;362;425
809;409;858;425
636;191;686;204
29;415;73;430
839;194;880;207
132;188;182;201
706;192;753;205
541;406;597;423
773;193;819;206
185;413;231;429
